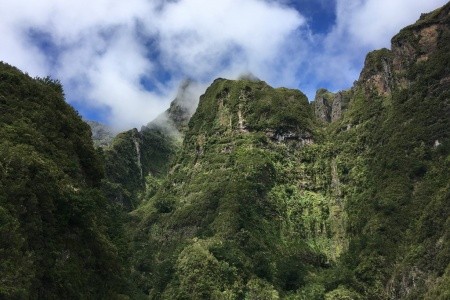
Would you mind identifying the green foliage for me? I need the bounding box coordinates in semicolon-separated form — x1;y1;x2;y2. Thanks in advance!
320;6;450;298
102;125;177;209
164;239;240;299
129;32;448;293
0;61;129;298
324;286;361;300
2;4;450;298
129;78;322;298
286;283;325;300
245;278;280;300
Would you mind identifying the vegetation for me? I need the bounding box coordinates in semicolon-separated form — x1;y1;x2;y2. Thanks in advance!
1;2;449;299
0;62;130;298
101;126;177;210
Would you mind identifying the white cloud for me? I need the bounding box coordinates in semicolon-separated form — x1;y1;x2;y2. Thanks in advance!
293;0;448;99
152;0;304;80
0;0;304;130
341;0;448;49
0;0;447;129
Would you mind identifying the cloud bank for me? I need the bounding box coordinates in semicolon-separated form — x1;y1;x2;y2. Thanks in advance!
0;0;447;130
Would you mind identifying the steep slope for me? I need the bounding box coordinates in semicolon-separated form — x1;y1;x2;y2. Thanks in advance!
129;78;343;298
101;80;200;210
0;62;128;298
102;127;176;210
324;4;450;299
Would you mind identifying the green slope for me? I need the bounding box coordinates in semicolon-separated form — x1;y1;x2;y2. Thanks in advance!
99;80;199;210
327;4;450;298
129;78;341;298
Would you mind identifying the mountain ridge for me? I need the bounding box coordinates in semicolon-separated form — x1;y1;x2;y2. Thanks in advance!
126;3;449;298
0;2;449;299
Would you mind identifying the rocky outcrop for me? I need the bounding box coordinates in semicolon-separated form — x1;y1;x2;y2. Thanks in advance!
314;89;332;122
358;48;394;97
392;6;449;69
313;89;345;122
265;129;313;146
331;92;344;121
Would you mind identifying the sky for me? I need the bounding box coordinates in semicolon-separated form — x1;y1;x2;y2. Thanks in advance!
0;0;447;131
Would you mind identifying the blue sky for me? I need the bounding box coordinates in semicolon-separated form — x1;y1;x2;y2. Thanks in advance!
0;0;447;130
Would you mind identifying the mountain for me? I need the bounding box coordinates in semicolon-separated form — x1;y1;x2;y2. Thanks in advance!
127;3;450;299
129;78;322;298
0;62;129;298
327;5;450;298
1;3;449;299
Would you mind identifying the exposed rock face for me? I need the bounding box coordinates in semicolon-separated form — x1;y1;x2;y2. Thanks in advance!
418;24;439;59
392;8;448;69
314;89;332;122
359;4;450;94
265;129;313;146
331;92;344;121
358;48;394;97
313;89;345;122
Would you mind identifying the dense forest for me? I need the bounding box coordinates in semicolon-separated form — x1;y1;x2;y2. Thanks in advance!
0;3;449;299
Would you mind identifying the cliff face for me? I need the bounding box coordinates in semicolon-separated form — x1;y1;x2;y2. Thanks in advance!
313;89;348;123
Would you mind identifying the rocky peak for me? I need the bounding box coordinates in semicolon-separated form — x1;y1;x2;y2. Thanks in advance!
313;89;333;123
167;79;199;131
354;3;450;97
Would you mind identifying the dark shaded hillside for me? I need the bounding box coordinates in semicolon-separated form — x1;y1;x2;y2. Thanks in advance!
0;62;128;298
101;127;177;210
